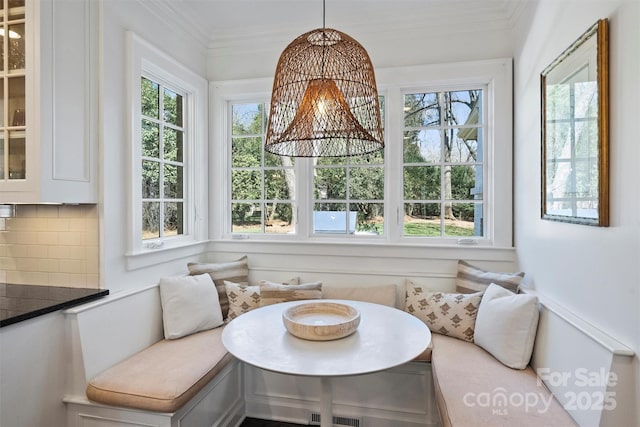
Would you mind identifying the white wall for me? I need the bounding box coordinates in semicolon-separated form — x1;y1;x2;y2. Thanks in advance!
100;0;209;293
512;1;640;426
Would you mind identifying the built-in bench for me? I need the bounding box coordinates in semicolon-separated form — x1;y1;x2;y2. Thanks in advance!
431;333;575;426
64;284;245;427
64;277;634;427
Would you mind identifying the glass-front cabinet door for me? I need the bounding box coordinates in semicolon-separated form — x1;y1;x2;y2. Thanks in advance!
0;0;26;182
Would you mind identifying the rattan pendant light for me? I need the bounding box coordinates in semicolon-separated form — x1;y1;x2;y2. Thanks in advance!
265;2;384;157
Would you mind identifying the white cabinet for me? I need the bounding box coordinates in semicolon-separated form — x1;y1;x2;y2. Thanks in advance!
0;0;97;203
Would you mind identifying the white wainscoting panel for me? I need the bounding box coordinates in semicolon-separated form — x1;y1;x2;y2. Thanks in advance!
205;240;520;309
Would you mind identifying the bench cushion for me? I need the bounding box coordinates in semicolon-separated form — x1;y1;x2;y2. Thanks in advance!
431;334;577;427
86;327;233;413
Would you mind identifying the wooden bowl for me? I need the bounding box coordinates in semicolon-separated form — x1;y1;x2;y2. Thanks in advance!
282;302;361;341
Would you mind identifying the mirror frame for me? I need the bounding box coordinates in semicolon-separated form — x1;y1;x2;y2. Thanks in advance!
541;19;609;226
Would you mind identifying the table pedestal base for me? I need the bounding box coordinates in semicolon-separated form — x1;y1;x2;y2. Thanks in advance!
320;377;332;427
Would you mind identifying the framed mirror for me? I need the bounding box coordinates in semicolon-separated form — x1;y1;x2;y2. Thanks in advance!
541;19;609;226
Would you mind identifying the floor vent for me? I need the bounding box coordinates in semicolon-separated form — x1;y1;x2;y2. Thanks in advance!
309;412;361;427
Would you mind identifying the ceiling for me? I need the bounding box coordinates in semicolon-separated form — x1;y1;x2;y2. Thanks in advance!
143;0;528;54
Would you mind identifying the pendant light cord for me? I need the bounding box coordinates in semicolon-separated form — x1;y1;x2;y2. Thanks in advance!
322;0;326;29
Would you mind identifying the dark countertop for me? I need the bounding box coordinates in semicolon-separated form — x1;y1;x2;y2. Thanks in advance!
0;283;109;327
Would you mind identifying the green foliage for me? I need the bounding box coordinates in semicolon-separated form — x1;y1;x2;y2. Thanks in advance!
141;77;159;119
450;165;475;199
315;167;346;199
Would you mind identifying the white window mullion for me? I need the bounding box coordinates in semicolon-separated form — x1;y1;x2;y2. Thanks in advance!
158;83;165;240
385;87;403;244
298;157;313;239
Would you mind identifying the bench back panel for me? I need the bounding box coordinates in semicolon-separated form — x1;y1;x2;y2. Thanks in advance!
66;284;164;393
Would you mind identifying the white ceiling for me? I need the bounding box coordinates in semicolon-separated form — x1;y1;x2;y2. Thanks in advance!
143;0;528;53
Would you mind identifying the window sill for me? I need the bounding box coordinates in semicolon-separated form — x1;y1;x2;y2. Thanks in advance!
225;233;494;248
212;237;515;259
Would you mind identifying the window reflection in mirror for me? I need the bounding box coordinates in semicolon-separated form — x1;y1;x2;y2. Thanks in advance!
541;19;609;226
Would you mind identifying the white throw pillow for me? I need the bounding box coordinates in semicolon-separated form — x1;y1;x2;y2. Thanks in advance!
474;283;540;369
159;274;224;340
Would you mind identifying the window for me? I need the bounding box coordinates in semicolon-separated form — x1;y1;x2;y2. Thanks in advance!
312;97;385;236
228;100;386;238
313;149;385;236
141;77;186;242
214;59;513;246
231;103;295;234
402;90;484;238
128;32;208;261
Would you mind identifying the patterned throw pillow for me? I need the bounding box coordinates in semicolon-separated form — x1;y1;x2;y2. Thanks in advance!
224;277;301;320
455;260;524;294
259;281;322;306
225;281;261;321
187;256;249;319
405;280;483;342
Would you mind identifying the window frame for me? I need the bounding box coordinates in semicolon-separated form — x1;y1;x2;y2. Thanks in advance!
211;59;513;247
127;32;208;264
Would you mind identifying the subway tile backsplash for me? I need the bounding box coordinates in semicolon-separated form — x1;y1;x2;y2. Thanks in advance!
0;205;99;288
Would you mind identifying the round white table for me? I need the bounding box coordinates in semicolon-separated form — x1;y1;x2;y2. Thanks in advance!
222;299;431;427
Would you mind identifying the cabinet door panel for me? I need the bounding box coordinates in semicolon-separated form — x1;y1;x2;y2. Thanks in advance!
51;0;92;183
